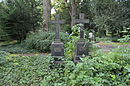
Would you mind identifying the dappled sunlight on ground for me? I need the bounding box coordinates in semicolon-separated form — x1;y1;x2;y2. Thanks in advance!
94;42;130;52
16;53;49;56
0;40;18;46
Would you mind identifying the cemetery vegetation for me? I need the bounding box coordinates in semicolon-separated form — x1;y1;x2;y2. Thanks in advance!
0;0;130;42
25;31;69;52
65;24;89;59
0;0;42;41
0;47;130;86
0;0;130;85
0;43;38;54
118;28;130;43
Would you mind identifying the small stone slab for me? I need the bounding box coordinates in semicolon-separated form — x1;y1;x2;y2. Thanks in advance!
76;41;88;56
51;42;64;56
74;41;89;62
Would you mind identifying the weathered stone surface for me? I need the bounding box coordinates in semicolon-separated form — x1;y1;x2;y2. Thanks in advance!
76;41;88;56
74;13;89;62
75;13;89;24
51;41;64;56
50;14;65;57
50;14;64;40
74;41;89;62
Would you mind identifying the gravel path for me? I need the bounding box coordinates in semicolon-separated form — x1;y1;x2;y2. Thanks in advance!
94;42;130;52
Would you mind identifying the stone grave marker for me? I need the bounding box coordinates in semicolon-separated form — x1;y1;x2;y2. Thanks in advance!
50;14;64;57
74;13;89;62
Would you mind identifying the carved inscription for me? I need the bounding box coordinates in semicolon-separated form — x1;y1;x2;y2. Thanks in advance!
79;46;85;51
54;48;61;52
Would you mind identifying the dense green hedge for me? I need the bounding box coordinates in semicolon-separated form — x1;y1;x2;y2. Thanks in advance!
0;44;38;54
0;0;42;41
25;31;69;52
0;47;130;86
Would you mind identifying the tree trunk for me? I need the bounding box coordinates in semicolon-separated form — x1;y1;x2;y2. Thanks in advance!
43;0;51;31
71;0;77;27
31;0;35;31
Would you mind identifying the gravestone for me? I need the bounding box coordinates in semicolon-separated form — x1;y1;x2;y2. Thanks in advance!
51;14;64;57
74;13;89;62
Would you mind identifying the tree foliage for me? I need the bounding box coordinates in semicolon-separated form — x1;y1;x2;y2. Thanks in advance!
0;0;42;41
0;0;130;40
79;0;130;37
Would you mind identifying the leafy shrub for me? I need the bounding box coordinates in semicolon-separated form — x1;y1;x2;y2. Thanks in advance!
0;29;10;41
65;26;90;60
96;37;111;42
0;52;53;86
95;37;120;42
0;47;130;86
65;35;79;59
0;51;10;65
25;31;69;52
0;0;42;41
0;43;37;54
111;37;119;42
118;28;130;42
65;24;89;59
71;24;83;36
63;24;72;34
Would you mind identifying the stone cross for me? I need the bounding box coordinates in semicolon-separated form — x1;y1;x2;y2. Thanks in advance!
75;13;89;39
51;14;64;41
74;13;89;63
51;14;64;57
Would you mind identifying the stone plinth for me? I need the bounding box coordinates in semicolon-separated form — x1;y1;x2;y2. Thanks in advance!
51;41;64;56
74;40;89;62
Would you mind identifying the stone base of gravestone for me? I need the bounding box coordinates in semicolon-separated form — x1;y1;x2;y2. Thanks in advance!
51;41;64;56
52;55;64;64
74;40;89;62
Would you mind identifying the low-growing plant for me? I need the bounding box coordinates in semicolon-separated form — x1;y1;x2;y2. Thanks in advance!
0;51;10;65
65;24;82;59
65;24;89;59
0;43;37;54
96;37;111;42
0;47;130;86
65;35;79;59
118;28;130;42
25;31;69;52
0;29;10;41
0;51;53;86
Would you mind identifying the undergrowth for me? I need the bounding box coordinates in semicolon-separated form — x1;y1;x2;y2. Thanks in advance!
0;43;38;54
25;31;69;52
0;47;130;86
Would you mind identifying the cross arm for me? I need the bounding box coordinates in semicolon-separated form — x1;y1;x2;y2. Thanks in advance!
50;20;65;24
75;19;89;24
